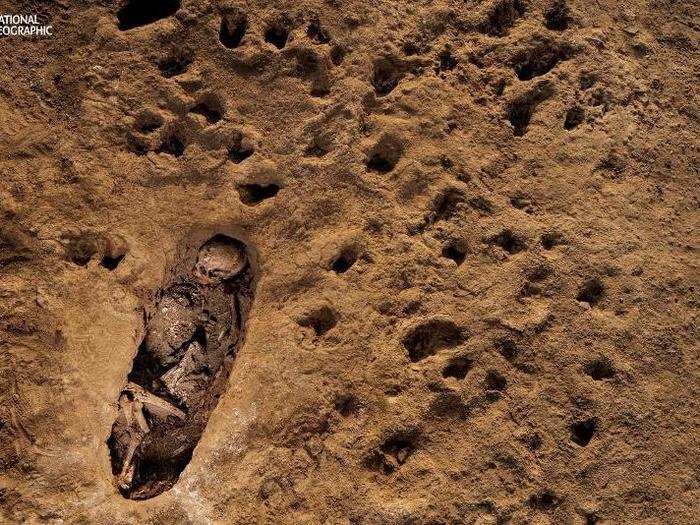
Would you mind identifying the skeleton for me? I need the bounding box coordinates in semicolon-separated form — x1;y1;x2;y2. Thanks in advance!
115;382;185;490
110;236;249;498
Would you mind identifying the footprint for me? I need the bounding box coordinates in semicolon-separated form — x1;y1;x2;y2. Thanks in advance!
107;234;256;500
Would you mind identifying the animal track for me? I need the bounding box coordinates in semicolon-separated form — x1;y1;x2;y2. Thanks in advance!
402;319;466;362
107;234;256;499
117;0;181;31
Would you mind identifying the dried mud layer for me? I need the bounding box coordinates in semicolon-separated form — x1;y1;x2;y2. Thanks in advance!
0;0;698;523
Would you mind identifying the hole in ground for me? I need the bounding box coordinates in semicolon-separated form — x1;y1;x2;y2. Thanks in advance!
541;231;565;249
442;356;472;380
570;418;597;446
297;306;338;336
135;111;164;133
435;47;457;74
304;134;333;157
485;370;507;391
497;338;519;359
488;229;527;254
441;240;467;266
506;83;552;136
366;134;404;173
584;357;615;380
117;0;181;31
157;52;192;78
481;0;526;37
265;18;290;49
307;14;331;44
100;235;128;271
219;9;247;48
101;253;125;270
365;431;419;475
66;235;102;266
227;132;254;163
157;131;186;157
422;189;464;230
513;43;570;81
564;105;584;130
237;183;280;206
190;96;223;124
544;0;570;31
402;318;466;362
330;45;346;65
127;134;149;156
371;56;405;96
330;247;358;273
333;393;359;417
577;278;604;306
529;489;559;511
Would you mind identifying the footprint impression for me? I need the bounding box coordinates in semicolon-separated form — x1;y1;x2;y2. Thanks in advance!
107;234;256;500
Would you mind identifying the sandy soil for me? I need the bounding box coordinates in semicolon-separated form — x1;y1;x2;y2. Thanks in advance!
0;0;698;523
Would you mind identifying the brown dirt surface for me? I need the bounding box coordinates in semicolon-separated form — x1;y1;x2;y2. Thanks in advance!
0;0;698;523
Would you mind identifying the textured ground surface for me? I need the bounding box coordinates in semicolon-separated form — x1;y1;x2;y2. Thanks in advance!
0;0;698;523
